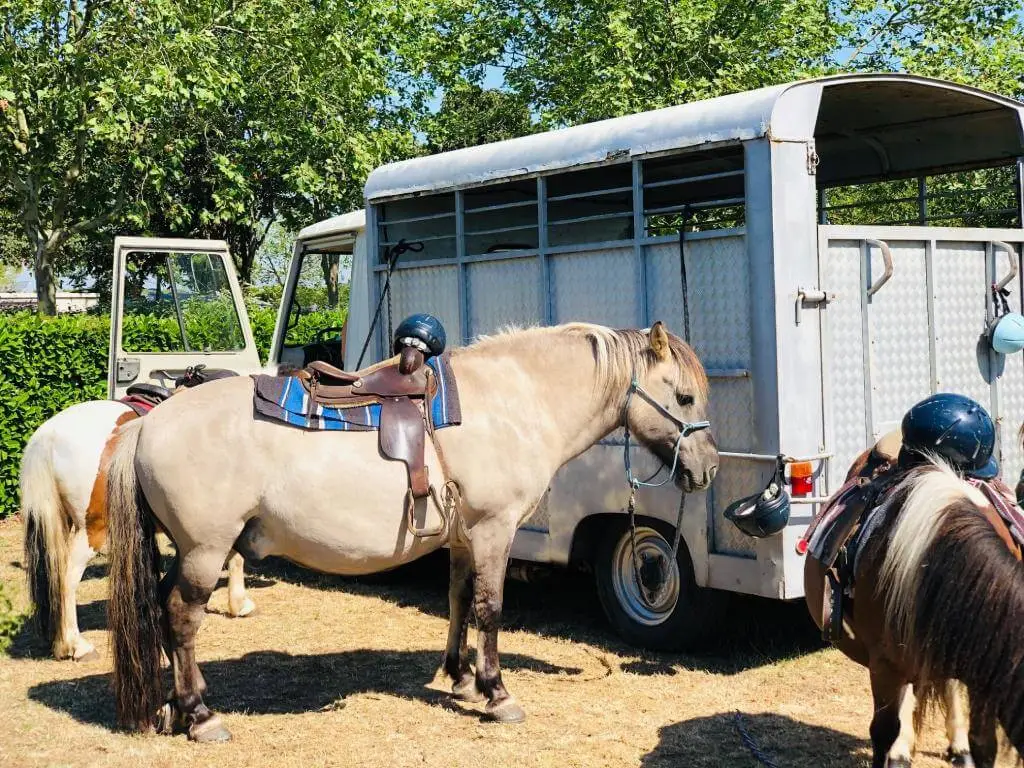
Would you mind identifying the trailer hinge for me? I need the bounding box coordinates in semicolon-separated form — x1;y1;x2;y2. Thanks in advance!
795;287;833;325
806;142;819;175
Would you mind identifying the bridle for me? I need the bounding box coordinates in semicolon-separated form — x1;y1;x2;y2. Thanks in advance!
621;372;711;607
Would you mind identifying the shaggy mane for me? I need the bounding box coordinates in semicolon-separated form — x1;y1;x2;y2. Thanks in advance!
457;322;708;404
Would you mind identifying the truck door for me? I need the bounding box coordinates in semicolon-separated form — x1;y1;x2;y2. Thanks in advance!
109;237;262;399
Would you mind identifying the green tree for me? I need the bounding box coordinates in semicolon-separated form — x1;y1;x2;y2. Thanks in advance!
0;1;435;313
425;82;535;153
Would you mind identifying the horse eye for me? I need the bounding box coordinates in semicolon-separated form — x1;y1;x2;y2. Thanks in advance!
676;393;694;407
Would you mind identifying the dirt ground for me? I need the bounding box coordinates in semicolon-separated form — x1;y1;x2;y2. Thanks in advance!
0;518;983;768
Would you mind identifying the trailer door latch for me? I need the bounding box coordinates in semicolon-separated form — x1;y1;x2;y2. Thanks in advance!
795;287;833;325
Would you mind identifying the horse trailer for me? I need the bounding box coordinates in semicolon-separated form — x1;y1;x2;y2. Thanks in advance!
112;73;1024;648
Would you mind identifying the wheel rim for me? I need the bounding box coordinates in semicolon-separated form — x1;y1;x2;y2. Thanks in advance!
610;526;681;626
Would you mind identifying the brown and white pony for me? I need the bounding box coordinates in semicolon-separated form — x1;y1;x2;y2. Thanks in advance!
21;399;254;662
806;451;1024;768
103;322;718;741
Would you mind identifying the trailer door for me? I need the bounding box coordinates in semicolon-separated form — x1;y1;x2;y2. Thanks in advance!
818;225;1024;492
109;237;262;399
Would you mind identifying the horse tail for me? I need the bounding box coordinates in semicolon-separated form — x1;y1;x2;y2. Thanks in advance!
879;458;1024;750
106;418;163;731
20;424;71;654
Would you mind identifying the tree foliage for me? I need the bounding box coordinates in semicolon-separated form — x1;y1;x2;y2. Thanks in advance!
0;0;434;312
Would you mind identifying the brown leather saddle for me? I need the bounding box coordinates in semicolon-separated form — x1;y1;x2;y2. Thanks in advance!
298;348;442;533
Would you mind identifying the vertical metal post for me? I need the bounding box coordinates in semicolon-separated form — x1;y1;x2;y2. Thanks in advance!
817;188;828;225
924;240;937;393
859;240;875;444
537;176;552;324
455;191;469;344
1016;157;1024;227
632;159;649;326
917;176;927;225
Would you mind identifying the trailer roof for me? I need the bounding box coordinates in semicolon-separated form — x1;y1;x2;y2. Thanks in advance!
365;74;1024;200
296;209;365;242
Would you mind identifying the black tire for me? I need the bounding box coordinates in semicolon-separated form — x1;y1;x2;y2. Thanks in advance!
594;518;727;651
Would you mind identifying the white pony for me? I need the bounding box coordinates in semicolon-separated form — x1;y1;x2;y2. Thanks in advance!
21;398;254;662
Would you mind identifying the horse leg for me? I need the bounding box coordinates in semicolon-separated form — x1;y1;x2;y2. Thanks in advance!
944;680;974;767
966;689;997;768
886;683;917;767
868;660;904;768
60;527;98;661
165;548;230;743
444;544;482;702
469;523;524;723
225;551;256;618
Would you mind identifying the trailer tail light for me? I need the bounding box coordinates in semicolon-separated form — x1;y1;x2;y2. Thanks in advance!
789;461;814;497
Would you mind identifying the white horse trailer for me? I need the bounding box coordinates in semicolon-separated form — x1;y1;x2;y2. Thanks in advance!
333;73;1024;645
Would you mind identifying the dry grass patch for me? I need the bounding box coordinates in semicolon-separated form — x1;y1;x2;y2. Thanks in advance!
0;519;975;767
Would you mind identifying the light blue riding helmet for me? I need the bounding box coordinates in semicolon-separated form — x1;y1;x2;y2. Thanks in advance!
989;312;1024;354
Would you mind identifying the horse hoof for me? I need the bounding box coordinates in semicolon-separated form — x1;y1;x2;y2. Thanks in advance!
485;698;526;724
451;678;485;703
230;597;257;618
155;703;177;735
74;648;100;663
946;750;974;768
189;715;231;743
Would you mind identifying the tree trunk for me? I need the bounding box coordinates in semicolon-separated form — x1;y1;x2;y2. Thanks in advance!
34;240;58;316
322;253;339;309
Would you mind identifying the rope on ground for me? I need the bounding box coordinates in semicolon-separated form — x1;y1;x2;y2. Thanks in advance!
733;711;781;768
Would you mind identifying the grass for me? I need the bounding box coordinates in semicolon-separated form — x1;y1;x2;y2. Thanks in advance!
0;518;971;767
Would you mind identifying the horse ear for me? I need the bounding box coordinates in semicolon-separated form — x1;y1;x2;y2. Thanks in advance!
649;321;670;361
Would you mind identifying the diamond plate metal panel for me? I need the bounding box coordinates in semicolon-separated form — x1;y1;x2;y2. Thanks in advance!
389;265;462;346
993;243;1024;485
646;237;749;368
866;241;931;435
550;247;639;326
932;242;990;407
710;460;767;556
821;239;868;489
467;257;542;337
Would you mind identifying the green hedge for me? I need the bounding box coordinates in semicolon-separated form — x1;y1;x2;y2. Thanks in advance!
0;305;322;519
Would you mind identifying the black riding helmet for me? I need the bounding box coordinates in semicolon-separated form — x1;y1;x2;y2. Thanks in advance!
724;459;791;538
899;393;998;479
393;313;447;358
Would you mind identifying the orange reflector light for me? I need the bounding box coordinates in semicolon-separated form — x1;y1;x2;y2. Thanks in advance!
789;461;814;497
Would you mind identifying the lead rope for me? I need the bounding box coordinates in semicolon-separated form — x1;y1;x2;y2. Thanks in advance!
356;239;423;369
622;214;695;605
734;711;782;768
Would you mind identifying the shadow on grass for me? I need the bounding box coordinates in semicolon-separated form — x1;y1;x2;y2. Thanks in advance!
28;647;581;730
246;552;825;675
643;712;869;768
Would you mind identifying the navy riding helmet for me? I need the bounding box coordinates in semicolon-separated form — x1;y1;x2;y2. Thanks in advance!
899;393;998;479
393;313;447;358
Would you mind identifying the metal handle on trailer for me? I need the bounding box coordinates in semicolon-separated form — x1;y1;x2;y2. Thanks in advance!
992;240;1019;292
864;238;894;297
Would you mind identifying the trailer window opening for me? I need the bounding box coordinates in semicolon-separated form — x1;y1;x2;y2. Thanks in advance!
642;145;746;236
818;164;1020;227
377;193;456;263
545;162;634;246
464;178;538;256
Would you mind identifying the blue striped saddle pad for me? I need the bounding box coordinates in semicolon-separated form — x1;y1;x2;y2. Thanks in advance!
252;353;461;432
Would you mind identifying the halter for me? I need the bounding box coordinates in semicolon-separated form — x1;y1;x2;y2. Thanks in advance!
621;372;711;607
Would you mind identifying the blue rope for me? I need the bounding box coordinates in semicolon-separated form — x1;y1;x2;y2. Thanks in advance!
733;711;781;768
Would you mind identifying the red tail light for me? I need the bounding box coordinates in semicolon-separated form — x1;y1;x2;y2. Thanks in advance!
789;461;814;497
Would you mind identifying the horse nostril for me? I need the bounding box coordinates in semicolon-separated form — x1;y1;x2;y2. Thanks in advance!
708;465;719;482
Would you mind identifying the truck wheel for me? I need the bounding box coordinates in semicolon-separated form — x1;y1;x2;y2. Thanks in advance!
594;520;726;651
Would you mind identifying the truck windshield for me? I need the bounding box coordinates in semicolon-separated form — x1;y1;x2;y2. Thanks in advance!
280;248;351;366
123;251;246;353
